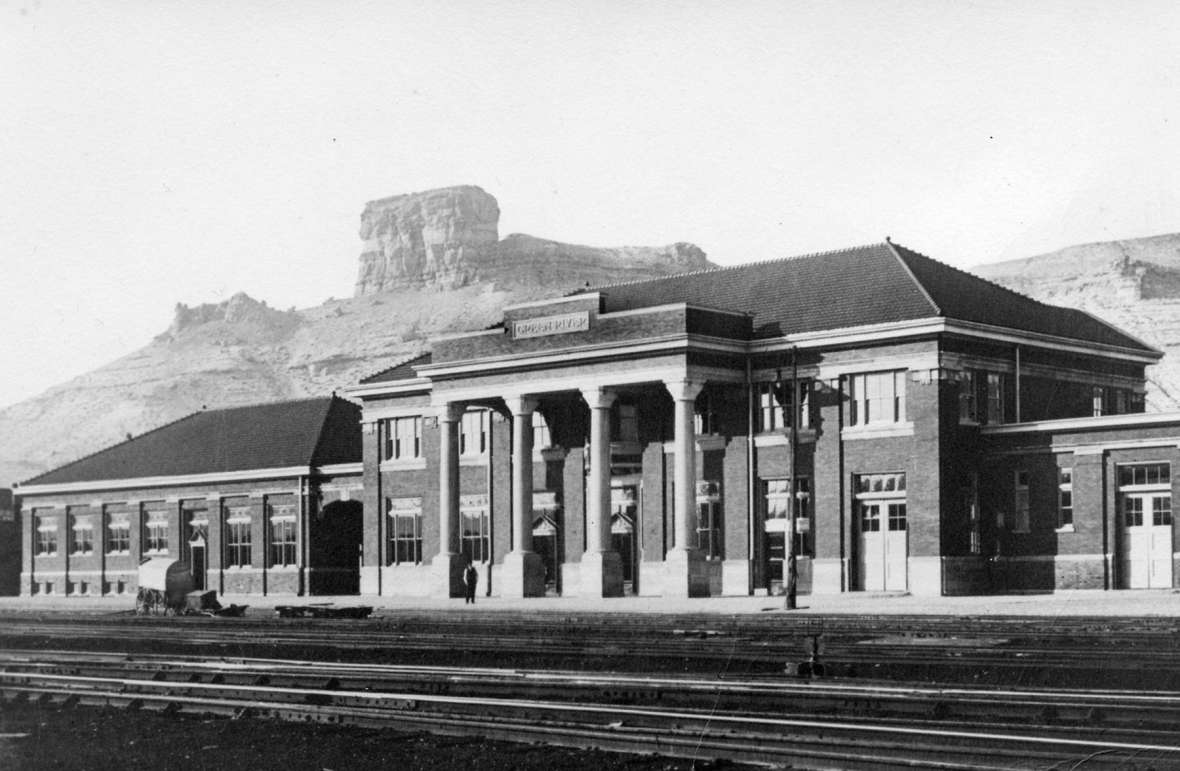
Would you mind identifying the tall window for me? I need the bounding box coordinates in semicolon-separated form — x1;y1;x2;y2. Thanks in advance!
144;507;169;554
963;475;981;554
764;477;812;556
847;371;906;427
35;513;58;556
1058;468;1074;530
386;497;423;565
225;507;252;567
757;381;811;432
460;495;490;563
1013;470;1030;533
69;512;94;555
986;373;1005;425
694;390;718;435
460;410;489;457
959;371;980;423
1093;386;1106;417
383;416;422;461
615;404;639;443
106;511;131;554
532;412;552;450
696;481;722;559
268;502;297;567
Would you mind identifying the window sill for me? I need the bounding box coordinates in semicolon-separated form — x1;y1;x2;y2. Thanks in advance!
380;458;426;472
1055;525;1076;534
842;422;914;440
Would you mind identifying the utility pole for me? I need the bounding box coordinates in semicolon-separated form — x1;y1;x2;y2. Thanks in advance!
785;347;799;610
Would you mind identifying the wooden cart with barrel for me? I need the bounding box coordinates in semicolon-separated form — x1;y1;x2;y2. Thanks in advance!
135;558;192;615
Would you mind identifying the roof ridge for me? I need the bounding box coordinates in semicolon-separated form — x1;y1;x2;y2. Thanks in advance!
20;410;203;486
573;242;889;294
359;351;431;384
890;241;1056;310
884;239;942;315
309;395;345;466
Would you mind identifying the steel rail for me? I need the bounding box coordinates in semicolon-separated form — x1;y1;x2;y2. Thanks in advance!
4;674;1178;770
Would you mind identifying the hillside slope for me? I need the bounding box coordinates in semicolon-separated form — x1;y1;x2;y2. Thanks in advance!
974;233;1180;411
0;186;713;485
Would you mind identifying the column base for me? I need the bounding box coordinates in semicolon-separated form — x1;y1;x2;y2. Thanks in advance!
433;552;467;599
500;550;546;598
578;550;624;598
811;558;844;594
663;548;710;598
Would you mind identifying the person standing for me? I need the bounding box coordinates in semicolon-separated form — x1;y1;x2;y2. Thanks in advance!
463;561;478;604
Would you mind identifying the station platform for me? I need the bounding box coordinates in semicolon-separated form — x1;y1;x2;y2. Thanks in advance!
2;588;1180;617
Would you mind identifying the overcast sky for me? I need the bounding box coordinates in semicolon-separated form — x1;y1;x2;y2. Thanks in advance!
3;0;1179;408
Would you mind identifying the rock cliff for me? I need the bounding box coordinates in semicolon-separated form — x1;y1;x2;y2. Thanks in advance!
0;186;714;485
975;233;1180;411
354;186;711;293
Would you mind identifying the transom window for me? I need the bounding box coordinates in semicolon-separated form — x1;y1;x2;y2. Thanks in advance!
386;497;423;565
1119;463;1170;488
383;416;422;461
268;502;297;567
855;472;906;496
985;373;1005;424
847;371;906;427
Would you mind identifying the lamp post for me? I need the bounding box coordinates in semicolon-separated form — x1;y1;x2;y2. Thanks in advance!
785;348;799;611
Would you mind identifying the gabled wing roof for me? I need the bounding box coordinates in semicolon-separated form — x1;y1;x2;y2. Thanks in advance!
23;396;361;486
585;241;1156;352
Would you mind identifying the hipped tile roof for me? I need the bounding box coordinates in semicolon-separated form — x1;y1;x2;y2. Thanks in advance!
23;396;361;486
586;241;1155;352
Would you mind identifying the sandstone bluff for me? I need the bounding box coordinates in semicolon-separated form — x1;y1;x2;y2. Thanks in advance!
354;185;709;294
0;186;713;485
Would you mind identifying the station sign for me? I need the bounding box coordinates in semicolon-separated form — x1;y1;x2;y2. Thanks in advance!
512;311;590;340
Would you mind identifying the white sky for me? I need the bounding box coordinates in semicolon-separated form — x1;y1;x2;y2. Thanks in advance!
2;0;1179;408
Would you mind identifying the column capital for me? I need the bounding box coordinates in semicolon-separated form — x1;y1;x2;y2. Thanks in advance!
435;403;465;423
580;387;617;410
664;378;706;403
504;395;540;417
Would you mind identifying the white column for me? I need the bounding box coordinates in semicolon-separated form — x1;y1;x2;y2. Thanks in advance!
664;378;708;598
501;396;545;597
579;386;623;598
668;379;705;550
435;403;465;598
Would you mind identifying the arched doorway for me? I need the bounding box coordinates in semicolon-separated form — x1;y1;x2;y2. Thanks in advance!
314;499;363;595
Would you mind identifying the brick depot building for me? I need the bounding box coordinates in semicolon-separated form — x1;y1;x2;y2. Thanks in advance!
15;242;1180;599
16;397;363;598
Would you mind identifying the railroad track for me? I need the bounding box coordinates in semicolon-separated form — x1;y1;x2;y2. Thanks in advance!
3;613;1180;690
5;649;1180;734
4;652;1179;769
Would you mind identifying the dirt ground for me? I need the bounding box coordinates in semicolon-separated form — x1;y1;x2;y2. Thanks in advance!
0;702;753;770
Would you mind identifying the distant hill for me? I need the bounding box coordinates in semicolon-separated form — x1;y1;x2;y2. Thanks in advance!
974;233;1180;411
0;186;714;486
